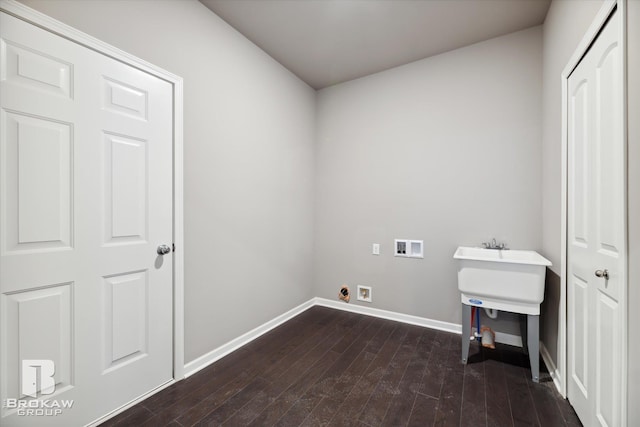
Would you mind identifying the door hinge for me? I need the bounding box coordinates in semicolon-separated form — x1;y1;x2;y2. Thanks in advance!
172;243;175;252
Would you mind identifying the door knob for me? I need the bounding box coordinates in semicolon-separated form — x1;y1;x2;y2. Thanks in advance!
595;269;609;280
157;244;171;255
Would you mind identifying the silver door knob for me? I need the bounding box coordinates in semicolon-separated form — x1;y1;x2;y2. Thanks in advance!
595;269;609;280
157;244;171;255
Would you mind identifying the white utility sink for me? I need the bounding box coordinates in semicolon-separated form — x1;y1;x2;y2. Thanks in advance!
453;246;552;315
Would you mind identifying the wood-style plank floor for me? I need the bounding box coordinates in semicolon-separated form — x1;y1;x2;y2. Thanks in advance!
100;306;581;426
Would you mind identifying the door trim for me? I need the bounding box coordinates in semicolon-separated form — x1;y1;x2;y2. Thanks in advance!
0;0;185;383
561;0;628;424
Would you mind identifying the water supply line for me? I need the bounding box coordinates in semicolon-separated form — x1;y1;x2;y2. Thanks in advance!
470;307;476;340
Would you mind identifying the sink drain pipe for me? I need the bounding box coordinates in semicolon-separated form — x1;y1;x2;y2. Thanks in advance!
484;308;498;319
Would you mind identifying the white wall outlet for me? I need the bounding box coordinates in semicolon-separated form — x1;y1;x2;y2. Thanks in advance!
372;243;380;255
395;239;423;258
357;285;372;303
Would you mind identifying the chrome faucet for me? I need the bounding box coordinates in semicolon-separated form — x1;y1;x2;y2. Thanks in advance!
482;238;507;250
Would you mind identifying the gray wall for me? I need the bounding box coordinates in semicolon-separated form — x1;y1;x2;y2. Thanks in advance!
627;1;639;424
18;0;316;364
313;27;543;336
540;0;604;370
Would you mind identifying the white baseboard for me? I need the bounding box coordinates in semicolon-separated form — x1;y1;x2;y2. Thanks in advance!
86;379;175;427
312;297;523;347
540;341;564;396
312;297;461;334
184;296;527;378
183;298;315;378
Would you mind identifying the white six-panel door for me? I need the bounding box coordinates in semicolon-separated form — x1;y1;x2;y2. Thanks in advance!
0;11;173;426
567;9;625;427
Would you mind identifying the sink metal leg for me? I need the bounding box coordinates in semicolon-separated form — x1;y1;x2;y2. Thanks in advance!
527;314;540;382
520;314;529;355
461;304;471;364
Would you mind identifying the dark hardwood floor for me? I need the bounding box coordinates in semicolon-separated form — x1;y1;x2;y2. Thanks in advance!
100;306;581;426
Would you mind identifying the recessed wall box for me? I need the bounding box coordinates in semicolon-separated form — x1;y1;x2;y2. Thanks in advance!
394;239;408;256
357;285;372;303
395;239;423;258
410;240;423;258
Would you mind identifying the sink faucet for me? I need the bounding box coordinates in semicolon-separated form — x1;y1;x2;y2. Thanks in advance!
482;238;507;250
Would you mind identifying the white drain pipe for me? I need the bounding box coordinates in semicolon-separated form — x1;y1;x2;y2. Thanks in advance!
484;308;498;319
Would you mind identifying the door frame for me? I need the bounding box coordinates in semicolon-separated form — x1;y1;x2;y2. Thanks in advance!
560;0;627;423
0;0;185;387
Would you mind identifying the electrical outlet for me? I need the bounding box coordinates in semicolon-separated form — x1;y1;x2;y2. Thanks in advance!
372;243;380;255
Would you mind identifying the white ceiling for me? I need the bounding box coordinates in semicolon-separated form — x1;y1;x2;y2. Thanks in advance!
200;0;551;89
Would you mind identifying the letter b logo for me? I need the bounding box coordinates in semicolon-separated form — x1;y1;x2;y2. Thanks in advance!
22;360;55;398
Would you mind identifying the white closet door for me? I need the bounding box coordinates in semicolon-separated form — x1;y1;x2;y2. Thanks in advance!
1;11;173;426
567;9;625;427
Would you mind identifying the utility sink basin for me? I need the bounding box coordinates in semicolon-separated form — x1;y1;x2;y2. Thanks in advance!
453;246;552;315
